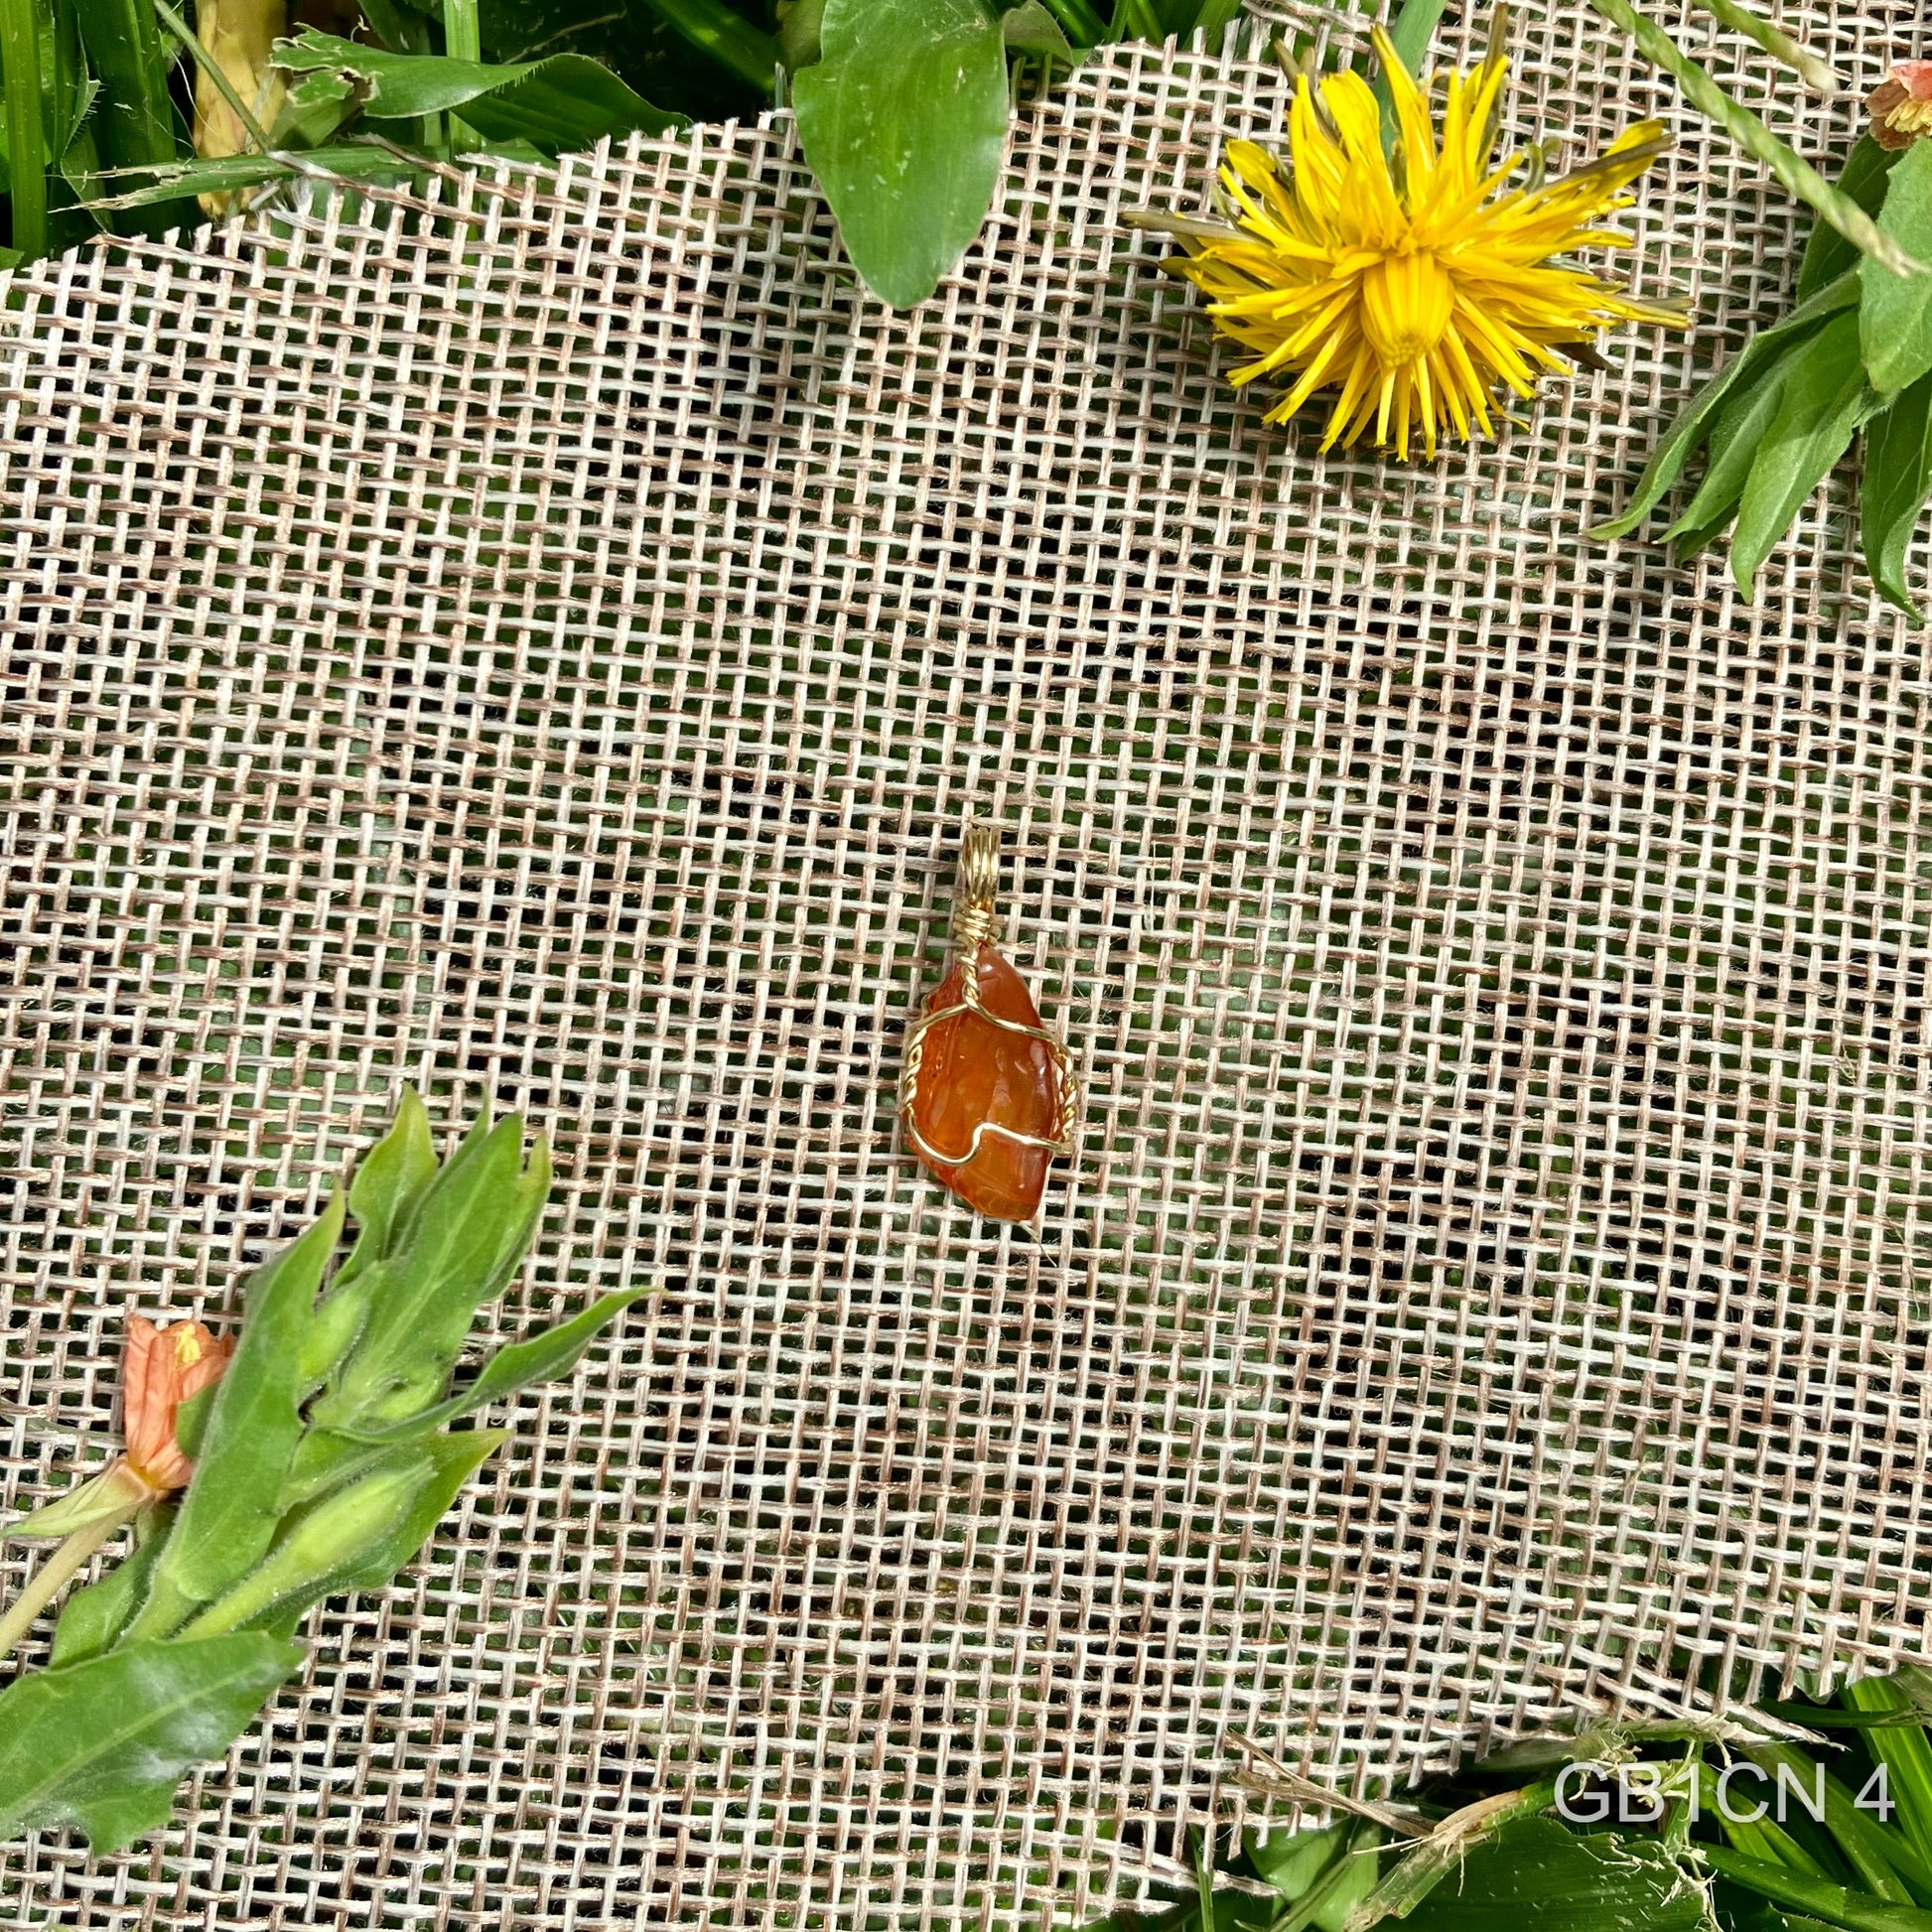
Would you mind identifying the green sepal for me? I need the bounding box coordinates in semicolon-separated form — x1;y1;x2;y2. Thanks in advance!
0;1635;303;1853
330;1287;651;1445
1862;371;1932;616
1592;270;1861;540
333;1086;437;1292
1;1463;145;1541
174;1382;214;1460
131;1193;347;1633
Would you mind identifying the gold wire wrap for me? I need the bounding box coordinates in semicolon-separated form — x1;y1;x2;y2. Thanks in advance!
898;821;1079;1180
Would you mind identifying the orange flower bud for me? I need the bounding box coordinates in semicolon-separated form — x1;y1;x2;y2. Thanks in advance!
122;1317;234;1493
1870;61;1932;150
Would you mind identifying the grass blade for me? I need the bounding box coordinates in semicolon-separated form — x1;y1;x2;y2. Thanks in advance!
1700;1846;1932;1932
1748;1744;1923;1904
637;0;776;91
70;0;183;204
0;0;47;256
1846;1679;1932;1878
1587;0;1918;277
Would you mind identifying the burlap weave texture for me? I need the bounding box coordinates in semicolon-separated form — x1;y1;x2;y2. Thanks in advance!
3;0;1930;1921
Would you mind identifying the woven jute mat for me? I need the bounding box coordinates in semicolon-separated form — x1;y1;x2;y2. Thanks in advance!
3;0;1928;1921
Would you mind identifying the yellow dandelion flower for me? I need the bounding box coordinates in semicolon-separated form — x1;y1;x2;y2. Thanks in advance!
1142;26;1686;460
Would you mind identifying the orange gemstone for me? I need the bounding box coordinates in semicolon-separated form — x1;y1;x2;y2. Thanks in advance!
908;942;1059;1221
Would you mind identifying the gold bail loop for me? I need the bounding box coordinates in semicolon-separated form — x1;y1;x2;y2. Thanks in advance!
951;820;1002;954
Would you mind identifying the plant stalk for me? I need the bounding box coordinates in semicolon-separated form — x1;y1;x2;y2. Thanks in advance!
443;0;481;149
0;0;47;260
0;1503;141;1667
1693;0;1840;96
1588;0;1919;277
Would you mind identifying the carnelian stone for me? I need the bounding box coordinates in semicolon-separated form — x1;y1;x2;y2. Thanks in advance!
909;942;1058;1221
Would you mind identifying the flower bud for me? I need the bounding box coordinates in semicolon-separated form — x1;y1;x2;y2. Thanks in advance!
1870;62;1932;150
181;1454;432;1637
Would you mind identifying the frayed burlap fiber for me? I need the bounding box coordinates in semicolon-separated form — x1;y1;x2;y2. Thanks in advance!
3;0;1930;1921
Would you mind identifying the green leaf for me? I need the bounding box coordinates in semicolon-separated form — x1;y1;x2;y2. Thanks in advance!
1592;269;1860;539
1862;141;1932;398
0;1634;302;1853
81;143;420;211
1862;377;1932;614
1247;1823;1380;1932
273;29;684;148
1730;311;1871;598
67;0;185;231
267;69;364;151
1746;1745;1921;1904
1700;1848;1932;1932
308;1115;551;1431
1400;1817;1711;1932
331;1286;651;1444
1371;0;1445;155
792;0;1011;310
1800;137;1900;302
51;1506;173;1667
131;1195;346;1634
1000;0;1076;65
1844;1678;1932;1880
632;0;775;92
1664;347;1799;541
454;51;685;149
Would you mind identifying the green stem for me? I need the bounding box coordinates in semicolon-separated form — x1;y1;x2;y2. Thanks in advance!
151;0;273;153
0;1504;141;1666
1700;1847;1932;1932
1588;0;1917;277
442;0;480;148
0;0;46;260
1694;0;1840;94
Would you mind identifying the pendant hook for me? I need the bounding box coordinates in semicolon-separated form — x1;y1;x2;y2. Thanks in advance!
951;819;1003;954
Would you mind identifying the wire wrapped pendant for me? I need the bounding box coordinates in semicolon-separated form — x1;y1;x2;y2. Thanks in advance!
899;822;1078;1221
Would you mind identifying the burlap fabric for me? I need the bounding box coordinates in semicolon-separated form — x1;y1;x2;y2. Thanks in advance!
4;0;1930;1921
